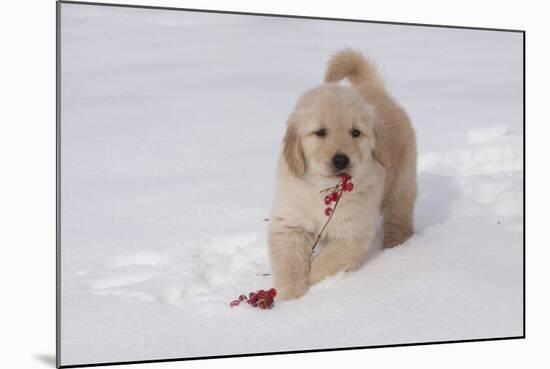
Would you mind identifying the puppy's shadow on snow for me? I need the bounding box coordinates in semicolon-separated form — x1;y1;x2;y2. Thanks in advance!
414;173;460;231
362;173;459;266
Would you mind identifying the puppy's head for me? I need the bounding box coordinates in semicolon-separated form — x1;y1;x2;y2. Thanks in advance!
283;84;386;181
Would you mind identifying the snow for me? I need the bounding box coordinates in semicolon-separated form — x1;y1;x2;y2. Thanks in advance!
59;3;523;366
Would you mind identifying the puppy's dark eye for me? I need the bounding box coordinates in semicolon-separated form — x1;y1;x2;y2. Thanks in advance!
351;129;361;138
314;128;326;137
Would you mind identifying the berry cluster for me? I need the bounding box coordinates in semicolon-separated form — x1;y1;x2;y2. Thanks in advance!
311;174;354;251
322;174;354;217
230;288;277;310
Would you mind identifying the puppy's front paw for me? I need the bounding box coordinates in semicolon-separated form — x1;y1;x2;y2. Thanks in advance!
276;280;310;301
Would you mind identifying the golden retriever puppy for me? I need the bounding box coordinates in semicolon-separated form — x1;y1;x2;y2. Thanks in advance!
268;49;417;300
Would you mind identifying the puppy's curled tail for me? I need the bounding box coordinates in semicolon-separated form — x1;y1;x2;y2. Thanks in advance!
324;49;385;94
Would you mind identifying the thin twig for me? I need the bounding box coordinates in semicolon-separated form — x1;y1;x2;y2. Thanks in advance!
320;184;340;194
311;185;345;252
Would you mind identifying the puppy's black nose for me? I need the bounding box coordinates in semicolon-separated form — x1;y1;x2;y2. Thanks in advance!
332;154;350;170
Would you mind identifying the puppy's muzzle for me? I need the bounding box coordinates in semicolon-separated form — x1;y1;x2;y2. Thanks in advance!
332;153;350;171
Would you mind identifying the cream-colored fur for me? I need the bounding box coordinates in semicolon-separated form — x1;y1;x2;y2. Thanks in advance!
268;49;417;300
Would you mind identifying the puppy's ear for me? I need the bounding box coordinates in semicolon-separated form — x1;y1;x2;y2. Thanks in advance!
373;128;389;167
283;118;306;178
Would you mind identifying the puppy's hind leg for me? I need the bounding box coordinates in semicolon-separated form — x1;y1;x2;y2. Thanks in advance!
382;176;416;248
268;225;313;300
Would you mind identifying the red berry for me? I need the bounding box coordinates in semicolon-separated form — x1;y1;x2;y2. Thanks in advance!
325;207;333;217
341;174;350;186
268;288;277;298
324;195;332;205
258;299;268;309
230;300;240;307
345;183;354;192
331;192;339;201
239;294;247;301
249;292;258;300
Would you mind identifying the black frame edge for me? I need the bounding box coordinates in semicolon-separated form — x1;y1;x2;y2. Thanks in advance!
522;30;526;339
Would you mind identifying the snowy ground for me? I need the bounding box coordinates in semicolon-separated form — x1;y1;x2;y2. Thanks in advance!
59;4;523;366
